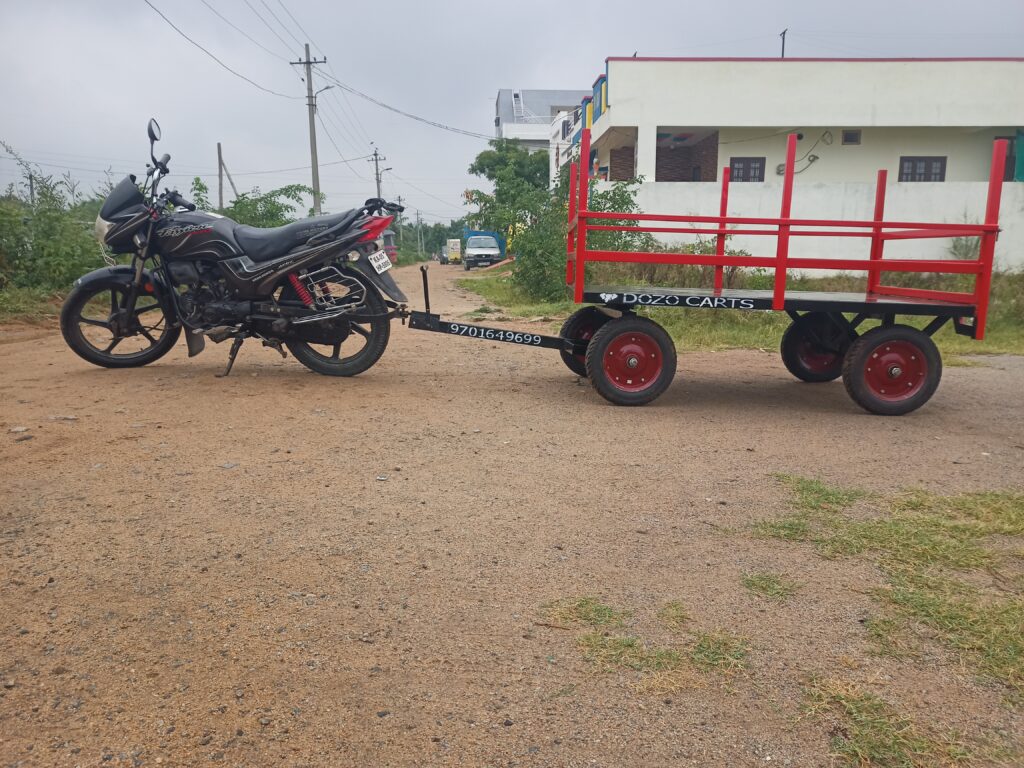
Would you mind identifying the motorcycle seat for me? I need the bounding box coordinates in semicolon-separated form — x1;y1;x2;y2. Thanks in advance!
233;208;362;262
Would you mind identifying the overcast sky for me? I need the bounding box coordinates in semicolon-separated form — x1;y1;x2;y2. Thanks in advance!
1;0;1022;224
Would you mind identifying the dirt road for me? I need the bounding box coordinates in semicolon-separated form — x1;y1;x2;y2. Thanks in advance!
2;264;1022;766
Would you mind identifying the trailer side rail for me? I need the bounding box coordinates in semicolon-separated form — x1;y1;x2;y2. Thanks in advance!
565;129;1008;338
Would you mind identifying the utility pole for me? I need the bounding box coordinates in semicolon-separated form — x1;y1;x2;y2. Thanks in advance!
396;195;404;242
217;142;224;209
369;147;391;199
779;28;787;59
415;210;423;257
28;174;34;205
291;44;328;214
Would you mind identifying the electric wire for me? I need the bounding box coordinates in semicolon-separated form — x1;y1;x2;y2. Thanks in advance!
316;114;367;179
198;0;287;61
240;0;295;57
142;0;301;99
312;69;492;140
388;171;466;213
258;0;304;49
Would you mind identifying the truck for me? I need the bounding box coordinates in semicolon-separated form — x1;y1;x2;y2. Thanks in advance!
462;230;506;271
445;238;461;265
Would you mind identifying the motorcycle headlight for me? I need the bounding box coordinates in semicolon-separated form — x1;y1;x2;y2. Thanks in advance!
94;214;113;245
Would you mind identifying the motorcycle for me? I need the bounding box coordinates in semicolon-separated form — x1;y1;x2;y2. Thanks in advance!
60;119;408;377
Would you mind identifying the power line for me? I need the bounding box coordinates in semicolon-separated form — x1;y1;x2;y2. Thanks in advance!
315;114;367;179
388;171;465;213
240;0;294;56
258;0;303;49
275;0;319;53
142;0;301;100
312;69;492;140
198;0;286;61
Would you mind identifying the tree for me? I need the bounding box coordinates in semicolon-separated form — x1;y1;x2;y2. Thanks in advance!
466;139;550;248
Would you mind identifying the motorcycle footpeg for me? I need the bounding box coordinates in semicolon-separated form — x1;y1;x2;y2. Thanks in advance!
262;339;287;358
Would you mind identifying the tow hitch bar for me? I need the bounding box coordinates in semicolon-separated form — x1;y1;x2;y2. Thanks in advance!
406;265;583;355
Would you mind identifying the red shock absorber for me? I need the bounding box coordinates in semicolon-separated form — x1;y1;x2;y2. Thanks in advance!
288;272;314;308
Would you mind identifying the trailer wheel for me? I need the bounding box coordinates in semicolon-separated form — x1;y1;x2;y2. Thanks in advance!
780;312;850;383
842;325;941;416
559;307;611;377
586;316;677;406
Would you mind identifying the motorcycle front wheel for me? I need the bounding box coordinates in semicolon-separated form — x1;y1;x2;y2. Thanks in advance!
60;277;181;368
281;274;391;377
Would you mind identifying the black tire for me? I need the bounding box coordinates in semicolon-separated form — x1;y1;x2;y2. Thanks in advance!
283;275;390;377
60;276;180;368
559;306;612;377
780;312;851;383
464;261;470;271
841;325;942;416
585;315;677;406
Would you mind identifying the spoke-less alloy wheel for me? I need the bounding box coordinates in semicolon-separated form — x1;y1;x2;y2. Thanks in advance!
841;324;942;416
60;279;180;368
558;306;612;377
585;315;677;406
282;272;390;377
780;312;851;382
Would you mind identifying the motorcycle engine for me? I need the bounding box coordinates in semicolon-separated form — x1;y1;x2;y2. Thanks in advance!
170;262;249;328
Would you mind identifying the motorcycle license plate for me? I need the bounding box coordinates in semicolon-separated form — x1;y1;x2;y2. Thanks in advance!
368;250;392;274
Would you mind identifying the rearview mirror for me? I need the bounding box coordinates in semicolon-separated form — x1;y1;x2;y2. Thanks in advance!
147;118;161;143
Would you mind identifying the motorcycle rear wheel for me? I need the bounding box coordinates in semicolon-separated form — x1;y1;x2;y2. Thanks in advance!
282;274;391;377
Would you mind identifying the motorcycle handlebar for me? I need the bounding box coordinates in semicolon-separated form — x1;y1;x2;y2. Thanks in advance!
362;197;405;215
166;189;196;211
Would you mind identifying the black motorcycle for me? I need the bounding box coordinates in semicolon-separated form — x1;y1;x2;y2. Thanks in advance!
60;119;408;377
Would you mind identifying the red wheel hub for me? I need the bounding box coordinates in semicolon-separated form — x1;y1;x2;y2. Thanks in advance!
863;340;927;401
796;338;840;374
603;332;663;392
573;324;598;366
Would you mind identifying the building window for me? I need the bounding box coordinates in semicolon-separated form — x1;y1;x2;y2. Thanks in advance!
898;156;947;182
730;157;765;182
842;129;861;145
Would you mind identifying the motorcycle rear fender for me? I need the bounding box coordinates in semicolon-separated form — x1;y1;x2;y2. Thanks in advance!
348;254;409;303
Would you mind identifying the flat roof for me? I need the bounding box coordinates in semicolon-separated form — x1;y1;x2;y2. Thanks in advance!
606;56;1024;63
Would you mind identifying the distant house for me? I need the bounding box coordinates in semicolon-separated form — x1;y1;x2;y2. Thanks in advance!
494;89;590;152
551;57;1024;267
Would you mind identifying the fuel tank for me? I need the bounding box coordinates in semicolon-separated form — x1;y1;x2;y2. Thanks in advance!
154;212;243;261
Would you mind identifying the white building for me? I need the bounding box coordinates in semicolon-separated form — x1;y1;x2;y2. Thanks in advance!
495;89;589;152
552;57;1024;267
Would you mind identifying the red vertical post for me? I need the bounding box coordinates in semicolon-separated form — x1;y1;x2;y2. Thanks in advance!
714;166;731;293
866;169;887;294
973;138;1008;339
574;129;592;304
772;134;798;310
566;162;578;285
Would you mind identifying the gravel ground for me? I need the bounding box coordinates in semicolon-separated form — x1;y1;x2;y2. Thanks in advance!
1;264;1022;767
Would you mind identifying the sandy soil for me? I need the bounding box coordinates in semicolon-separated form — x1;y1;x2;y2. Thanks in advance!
1;264;1022;767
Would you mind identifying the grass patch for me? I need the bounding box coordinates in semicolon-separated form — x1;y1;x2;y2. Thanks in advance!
864;616;919;659
657;601;690;629
742;571;800;602
457;273;575;320
754;515;811;542
762;480;1024;697
546;597;629;628
689;631;749;673
805;678;968;767
577;633;682;672
0;286;62;323
778;475;867;515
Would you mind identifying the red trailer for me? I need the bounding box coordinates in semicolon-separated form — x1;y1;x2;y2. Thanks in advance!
408;129;1008;415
